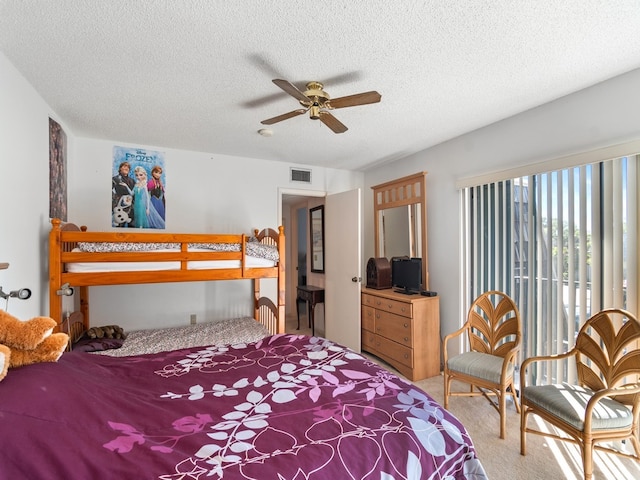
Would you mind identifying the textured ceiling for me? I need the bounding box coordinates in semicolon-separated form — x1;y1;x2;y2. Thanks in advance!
2;1;640;171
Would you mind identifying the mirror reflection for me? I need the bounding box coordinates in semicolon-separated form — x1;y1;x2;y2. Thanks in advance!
377;204;422;259
372;172;429;290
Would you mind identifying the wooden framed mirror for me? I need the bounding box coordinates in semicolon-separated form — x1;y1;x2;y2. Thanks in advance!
372;172;429;290
310;205;325;273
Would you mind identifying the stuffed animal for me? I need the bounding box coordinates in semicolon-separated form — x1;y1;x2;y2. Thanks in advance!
86;324;126;340
0;309;69;382
0;344;10;382
8;334;69;368
0;310;57;350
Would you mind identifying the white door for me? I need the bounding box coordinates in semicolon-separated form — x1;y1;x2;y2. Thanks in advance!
325;189;361;351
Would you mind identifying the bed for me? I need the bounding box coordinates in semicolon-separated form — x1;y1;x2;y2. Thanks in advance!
48;218;286;335
1;324;488;479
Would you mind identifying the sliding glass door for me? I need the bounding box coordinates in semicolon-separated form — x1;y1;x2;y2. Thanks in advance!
462;155;638;384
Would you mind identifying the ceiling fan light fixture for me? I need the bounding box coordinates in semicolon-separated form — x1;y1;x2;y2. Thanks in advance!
309;105;321;120
258;128;273;137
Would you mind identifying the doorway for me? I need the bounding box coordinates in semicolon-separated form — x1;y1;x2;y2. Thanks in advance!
279;187;362;349
280;190;325;336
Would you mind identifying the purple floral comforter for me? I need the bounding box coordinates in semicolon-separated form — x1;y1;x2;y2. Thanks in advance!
0;334;487;479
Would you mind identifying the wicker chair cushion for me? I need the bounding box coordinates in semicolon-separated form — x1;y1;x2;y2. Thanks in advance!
523;383;633;430
447;351;512;384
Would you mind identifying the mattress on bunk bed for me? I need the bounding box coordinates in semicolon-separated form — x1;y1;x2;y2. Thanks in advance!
1;334;488;479
66;241;278;272
93;317;271;357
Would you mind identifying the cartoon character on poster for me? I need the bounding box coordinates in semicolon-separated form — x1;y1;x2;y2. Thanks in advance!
112;146;166;229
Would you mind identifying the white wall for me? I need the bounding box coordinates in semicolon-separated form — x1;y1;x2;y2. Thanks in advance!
67;141;362;330
0;52;74;320
0;52;362;329
364;67;640;350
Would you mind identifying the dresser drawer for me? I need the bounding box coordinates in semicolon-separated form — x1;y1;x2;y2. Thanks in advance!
361;305;375;332
369;296;412;318
361;329;377;351
362;293;377;308
374;310;412;347
374;335;413;369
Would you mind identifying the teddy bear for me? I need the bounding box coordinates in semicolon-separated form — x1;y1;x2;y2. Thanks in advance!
0;309;69;382
0;344;10;382
1;313;58;350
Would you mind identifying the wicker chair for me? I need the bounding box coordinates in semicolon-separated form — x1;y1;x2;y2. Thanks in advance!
443;290;522;439
520;308;640;480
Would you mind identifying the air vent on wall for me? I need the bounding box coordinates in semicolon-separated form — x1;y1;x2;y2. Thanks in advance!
290;168;311;183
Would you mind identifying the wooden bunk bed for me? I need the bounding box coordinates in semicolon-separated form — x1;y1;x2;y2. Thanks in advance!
48;218;286;335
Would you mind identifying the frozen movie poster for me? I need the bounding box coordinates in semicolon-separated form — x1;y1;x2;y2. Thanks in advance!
112;146;166;229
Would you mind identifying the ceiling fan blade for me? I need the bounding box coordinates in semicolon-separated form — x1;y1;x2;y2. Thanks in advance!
319;111;348;134
272;79;310;103
261;109;307;125
328;91;381;109
243;91;289;109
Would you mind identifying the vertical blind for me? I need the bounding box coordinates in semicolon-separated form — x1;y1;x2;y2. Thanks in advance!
462;155;639;384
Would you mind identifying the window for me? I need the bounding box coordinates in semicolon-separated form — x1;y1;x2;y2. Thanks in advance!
462;155;639;384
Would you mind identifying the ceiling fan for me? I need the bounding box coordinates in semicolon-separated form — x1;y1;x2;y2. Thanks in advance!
260;79;381;133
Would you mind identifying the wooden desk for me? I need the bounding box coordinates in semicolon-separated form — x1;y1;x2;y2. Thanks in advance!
296;285;325;336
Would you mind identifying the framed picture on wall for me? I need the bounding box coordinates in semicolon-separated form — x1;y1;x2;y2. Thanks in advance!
310;205;325;273
49;118;67;221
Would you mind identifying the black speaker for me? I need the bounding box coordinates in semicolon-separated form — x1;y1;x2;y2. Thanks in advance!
366;257;391;289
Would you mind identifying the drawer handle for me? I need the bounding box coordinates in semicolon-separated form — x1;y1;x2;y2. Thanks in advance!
404;323;408;328
404;337;409;342
404;354;409;359
376;327;381;331
387;303;393;309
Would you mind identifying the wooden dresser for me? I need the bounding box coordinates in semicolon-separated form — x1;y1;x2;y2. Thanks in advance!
361;287;440;381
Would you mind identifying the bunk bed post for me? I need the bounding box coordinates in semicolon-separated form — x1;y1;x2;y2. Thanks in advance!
79;286;90;330
253;279;260;321
251;230;259;322
49;218;63;330
277;225;286;334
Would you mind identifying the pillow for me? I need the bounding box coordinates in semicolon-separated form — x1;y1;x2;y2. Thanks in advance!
73;336;124;353
189;242;241;252
77;242;177;252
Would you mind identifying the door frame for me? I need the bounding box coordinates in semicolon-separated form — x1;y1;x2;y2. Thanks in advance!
278;188;326;318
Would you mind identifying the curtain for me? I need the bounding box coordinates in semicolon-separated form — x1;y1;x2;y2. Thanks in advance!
462;155;639;384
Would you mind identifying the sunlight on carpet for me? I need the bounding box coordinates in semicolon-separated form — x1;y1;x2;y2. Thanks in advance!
532;416;639;480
